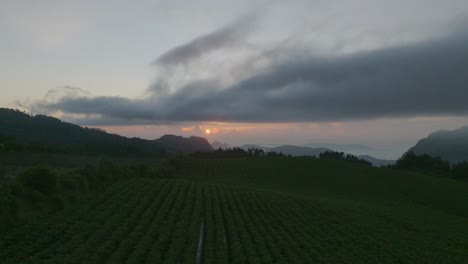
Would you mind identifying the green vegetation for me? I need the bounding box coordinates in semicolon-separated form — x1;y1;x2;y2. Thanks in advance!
17;167;58;194
1;156;466;263
318;150;371;165
0;108;212;156
395;151;468;180
0;156;172;232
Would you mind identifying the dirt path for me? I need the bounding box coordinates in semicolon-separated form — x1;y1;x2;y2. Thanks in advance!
196;216;205;264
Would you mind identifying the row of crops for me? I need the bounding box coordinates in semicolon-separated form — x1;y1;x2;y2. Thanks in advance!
1;158;466;263
178;158;468;263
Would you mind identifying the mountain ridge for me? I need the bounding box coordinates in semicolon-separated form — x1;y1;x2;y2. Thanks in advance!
408;125;468;163
211;141;392;165
0;108;213;156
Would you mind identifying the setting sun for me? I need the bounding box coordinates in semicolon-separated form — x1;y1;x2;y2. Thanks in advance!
205;129;211;134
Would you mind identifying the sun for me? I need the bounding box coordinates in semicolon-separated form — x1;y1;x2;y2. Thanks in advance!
205;129;211;134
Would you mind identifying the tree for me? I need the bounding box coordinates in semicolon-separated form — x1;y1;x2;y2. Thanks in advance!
319;151;371;166
396;151;450;172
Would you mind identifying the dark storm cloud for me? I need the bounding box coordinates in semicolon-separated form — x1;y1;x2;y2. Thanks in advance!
154;14;257;66
33;24;468;125
50;97;153;119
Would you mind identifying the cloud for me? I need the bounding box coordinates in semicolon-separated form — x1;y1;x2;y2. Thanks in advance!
147;12;267;96
154;13;258;66
30;21;468;125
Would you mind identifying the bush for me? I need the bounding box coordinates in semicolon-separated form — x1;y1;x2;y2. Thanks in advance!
17;166;58;194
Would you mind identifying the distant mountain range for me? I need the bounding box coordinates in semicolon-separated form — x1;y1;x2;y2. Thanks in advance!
212;141;331;157
211;141;232;150
357;155;395;167
408;126;468;163
211;141;395;166
304;143;374;153
7;108;465;164
215;125;468;164
0;108;213;156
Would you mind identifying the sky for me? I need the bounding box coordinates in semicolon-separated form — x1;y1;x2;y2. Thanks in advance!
1;0;468;159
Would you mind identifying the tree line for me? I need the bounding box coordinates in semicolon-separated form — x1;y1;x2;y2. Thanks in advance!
394;151;467;180
192;148;372;165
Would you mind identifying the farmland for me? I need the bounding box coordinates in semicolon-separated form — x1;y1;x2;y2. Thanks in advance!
1;157;467;263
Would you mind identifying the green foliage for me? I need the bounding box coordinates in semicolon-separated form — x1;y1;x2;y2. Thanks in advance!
17;166;58;194
319;150;372;166
0;108;213;157
193;147;253;158
0;157;168;232
396;151;451;172
0;164;6;179
452;161;468;180
0;157;466;263
0;196;17;231
0;108;166;156
395;151;467;179
265;150;287;157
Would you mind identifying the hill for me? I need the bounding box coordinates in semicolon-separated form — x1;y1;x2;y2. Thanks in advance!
408;125;468;163
304;142;374;154
0;108;212;156
158;135;213;154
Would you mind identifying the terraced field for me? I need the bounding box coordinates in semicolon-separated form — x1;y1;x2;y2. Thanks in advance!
1;158;467;263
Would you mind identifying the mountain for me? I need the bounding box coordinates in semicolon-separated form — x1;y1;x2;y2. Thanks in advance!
305;143;405;160
241;144;394;165
158;135;213;154
407;126;468;163
211;141;232;150
0;108;212;156
241;144;330;157
358;155;395;167
304;143;374;153
271;145;330;156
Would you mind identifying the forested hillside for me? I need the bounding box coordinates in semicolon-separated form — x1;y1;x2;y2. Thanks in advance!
0;108;212;156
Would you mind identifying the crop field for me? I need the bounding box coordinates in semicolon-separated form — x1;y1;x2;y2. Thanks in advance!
1;158;467;263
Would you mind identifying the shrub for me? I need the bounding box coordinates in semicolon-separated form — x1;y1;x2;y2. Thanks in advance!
17;166;58;194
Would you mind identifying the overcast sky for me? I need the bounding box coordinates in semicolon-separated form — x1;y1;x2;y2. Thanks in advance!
1;0;468;159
